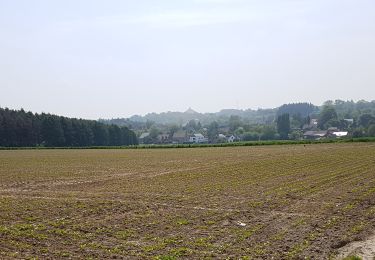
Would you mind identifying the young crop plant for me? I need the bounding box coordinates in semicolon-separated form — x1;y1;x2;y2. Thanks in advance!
0;143;374;259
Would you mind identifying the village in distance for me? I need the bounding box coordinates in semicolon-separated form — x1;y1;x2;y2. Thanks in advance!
100;99;375;145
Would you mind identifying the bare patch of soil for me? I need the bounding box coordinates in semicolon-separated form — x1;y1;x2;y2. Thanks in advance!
336;233;375;260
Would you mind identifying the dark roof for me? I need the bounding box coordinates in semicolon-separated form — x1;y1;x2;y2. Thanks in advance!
303;131;327;137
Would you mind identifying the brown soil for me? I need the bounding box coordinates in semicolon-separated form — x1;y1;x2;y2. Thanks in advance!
0;143;374;259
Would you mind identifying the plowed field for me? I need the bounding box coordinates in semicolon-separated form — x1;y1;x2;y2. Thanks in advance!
0;143;374;259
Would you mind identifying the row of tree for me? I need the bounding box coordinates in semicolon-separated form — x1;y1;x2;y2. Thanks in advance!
277;103;318;118
275;104;375;139
0;108;138;147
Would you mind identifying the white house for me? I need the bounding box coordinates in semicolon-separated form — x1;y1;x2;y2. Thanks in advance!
217;134;227;143
189;133;208;143
227;135;236;143
139;132;150;139
331;131;348;137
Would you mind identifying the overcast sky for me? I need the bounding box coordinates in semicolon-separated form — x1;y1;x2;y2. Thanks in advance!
1;0;375;119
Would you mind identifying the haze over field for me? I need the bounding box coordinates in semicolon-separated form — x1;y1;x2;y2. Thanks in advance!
1;0;375;119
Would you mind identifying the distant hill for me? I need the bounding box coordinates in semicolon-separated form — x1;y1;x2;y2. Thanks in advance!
100;107;278;127
99;100;375;129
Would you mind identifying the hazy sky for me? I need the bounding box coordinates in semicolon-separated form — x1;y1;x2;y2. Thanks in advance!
1;0;375;119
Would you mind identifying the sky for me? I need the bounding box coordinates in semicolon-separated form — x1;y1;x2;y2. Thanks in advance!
1;0;375;119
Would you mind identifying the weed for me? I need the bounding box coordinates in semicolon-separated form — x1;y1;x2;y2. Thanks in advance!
176;219;189;225
169;247;193;257
342;256;362;260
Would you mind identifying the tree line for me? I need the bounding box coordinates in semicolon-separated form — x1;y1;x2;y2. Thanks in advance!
275;101;375;139
0;108;138;147
277;103;318;118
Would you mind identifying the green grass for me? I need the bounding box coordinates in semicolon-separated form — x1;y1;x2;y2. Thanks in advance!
342;256;362;260
0;137;375;150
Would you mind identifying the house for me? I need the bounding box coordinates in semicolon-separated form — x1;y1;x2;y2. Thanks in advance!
327;127;339;133
327;127;349;138
189;133;208;143
172;130;187;144
217;134;227;143
344;119;354;124
331;131;348;138
157;134;170;143
303;131;328;140
227;135;236;143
